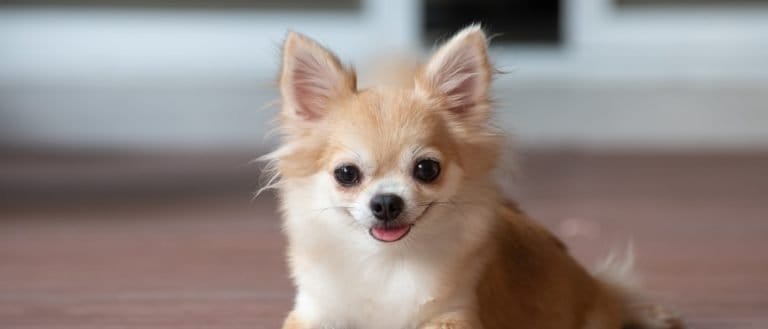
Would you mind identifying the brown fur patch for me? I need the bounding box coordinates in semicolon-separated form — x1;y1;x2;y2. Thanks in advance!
474;204;623;329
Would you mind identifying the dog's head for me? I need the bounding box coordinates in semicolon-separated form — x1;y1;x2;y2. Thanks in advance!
269;25;501;245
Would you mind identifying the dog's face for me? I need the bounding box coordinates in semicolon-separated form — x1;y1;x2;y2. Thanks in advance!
272;26;500;244
314;89;464;242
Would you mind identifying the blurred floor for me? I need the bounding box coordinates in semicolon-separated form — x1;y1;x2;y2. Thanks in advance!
1;151;767;329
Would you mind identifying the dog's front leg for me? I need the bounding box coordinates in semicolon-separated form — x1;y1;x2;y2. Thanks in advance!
420;311;482;329
281;311;307;329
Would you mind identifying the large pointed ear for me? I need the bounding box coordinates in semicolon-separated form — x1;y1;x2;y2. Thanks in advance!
279;32;356;122
416;25;492;122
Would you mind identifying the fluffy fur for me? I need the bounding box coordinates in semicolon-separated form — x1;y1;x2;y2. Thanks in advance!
264;25;683;329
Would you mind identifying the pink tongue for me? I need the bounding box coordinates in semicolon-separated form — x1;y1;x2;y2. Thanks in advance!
370;225;411;242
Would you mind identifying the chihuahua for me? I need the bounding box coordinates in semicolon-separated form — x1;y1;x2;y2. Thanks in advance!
263;25;682;329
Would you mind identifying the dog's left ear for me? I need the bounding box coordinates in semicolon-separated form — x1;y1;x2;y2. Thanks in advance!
416;25;492;124
280;32;356;123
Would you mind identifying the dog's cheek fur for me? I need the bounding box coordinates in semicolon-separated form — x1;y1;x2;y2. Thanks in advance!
421;100;501;180
275;141;327;179
448;119;502;179
272;100;349;181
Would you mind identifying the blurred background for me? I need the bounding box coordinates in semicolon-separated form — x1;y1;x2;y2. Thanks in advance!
1;1;766;328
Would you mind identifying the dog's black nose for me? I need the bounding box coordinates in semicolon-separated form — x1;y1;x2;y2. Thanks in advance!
369;194;404;221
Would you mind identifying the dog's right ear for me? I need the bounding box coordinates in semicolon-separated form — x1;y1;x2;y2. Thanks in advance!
279;32;356;122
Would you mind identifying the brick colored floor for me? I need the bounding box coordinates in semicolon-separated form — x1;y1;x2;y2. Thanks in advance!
1;152;767;328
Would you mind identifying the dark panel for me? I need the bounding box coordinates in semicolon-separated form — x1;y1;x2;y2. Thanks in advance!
424;0;561;45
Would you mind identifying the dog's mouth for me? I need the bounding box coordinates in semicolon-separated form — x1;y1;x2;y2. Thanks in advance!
369;224;412;242
368;202;433;243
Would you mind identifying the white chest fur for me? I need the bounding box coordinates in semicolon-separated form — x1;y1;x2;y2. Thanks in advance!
293;254;445;329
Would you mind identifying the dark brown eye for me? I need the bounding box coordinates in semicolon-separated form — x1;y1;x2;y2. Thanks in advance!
334;164;361;186
413;159;440;183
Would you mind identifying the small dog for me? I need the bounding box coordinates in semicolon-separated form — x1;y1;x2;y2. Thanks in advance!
264;25;682;329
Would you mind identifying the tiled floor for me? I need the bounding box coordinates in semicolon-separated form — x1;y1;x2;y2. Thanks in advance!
1;152;767;328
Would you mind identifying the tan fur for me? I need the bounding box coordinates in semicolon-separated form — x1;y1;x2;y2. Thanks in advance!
270;25;683;329
474;203;625;329
282;311;305;329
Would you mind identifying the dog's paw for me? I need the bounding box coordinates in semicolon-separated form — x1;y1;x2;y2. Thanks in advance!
421;311;479;329
625;304;685;329
281;311;307;329
421;322;472;329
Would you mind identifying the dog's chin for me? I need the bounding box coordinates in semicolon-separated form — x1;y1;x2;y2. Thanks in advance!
368;203;434;243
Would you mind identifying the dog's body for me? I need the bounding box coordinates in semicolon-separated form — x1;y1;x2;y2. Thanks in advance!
266;26;681;329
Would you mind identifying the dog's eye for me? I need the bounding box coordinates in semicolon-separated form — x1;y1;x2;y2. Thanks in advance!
413;159;440;183
334;164;361;186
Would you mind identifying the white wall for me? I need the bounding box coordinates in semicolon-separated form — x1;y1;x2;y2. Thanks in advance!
1;0;767;151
